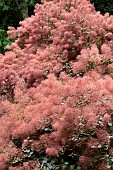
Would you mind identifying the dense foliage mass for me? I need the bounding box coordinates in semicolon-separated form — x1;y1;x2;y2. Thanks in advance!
0;0;113;169
0;0;112;54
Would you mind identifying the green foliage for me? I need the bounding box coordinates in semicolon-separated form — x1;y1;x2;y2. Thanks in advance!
0;29;13;53
90;0;113;15
0;0;41;54
0;0;41;30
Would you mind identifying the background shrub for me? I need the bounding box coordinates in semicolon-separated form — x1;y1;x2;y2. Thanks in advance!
0;0;41;29
0;29;13;53
0;0;41;54
90;0;113;15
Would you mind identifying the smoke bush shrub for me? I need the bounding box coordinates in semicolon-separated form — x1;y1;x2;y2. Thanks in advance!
0;0;113;169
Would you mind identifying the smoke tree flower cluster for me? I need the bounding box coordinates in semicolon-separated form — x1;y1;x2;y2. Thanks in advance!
0;0;113;169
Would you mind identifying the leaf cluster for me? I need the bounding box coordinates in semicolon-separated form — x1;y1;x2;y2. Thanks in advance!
0;29;13;53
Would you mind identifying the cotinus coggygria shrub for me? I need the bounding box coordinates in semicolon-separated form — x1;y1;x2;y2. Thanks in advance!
0;0;113;169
